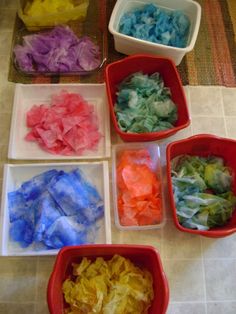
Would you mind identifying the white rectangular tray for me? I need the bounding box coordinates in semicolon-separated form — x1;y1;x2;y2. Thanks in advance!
8;83;111;160
0;162;111;256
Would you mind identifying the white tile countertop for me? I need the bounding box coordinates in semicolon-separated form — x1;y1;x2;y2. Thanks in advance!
0;1;236;314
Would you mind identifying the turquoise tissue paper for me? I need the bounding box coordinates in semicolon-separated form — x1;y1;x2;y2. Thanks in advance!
119;3;190;48
115;72;178;133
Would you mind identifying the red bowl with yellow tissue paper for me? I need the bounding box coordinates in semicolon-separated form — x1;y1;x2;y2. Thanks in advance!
47;244;169;314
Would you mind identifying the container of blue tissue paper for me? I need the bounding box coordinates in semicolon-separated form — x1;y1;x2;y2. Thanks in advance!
0;162;111;256
109;0;201;65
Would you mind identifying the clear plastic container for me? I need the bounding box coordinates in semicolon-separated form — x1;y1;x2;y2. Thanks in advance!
112;142;166;231
18;0;90;30
108;0;201;65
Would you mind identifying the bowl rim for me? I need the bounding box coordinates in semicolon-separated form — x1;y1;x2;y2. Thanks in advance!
166;133;236;237
105;54;190;140
108;0;202;52
47;244;170;314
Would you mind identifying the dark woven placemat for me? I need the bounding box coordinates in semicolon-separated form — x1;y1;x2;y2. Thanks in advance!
8;0;236;86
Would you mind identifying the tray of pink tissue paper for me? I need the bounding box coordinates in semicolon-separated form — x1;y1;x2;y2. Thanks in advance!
8;83;110;160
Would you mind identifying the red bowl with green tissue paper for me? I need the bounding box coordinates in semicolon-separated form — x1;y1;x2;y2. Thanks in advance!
166;134;236;237
105;54;190;142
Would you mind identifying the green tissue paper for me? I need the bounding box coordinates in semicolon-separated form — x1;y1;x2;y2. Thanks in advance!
115;72;178;134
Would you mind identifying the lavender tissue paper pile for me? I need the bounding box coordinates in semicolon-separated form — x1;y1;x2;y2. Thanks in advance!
14;25;101;73
8;168;104;250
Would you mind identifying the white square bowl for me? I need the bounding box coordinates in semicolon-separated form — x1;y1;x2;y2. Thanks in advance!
0;161;111;256
109;0;201;65
112;142;166;231
8;83;111;160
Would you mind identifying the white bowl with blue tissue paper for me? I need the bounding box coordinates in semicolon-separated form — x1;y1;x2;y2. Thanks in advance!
0;162;111;256
109;0;201;65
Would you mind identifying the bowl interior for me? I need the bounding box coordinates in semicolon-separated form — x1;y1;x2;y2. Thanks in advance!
168;136;236;234
48;245;168;314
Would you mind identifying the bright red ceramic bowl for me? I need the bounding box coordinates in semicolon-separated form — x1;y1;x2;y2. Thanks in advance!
166;134;236;238
105;54;190;142
47;244;169;314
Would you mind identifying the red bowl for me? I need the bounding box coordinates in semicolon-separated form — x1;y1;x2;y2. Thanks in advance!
166;134;236;237
47;244;169;314
105;54;190;142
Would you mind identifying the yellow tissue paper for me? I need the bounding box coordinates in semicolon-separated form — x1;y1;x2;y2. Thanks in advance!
62;255;154;314
18;0;89;30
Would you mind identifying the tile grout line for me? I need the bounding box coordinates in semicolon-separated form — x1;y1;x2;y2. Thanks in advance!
200;236;208;314
186;86;192;115
220;87;229;138
186;85;194;136
0;301;37;305
189;114;233;118
169;300;236;304
186;86;193;137
162;257;236;261
34;256;40;314
160;221;164;258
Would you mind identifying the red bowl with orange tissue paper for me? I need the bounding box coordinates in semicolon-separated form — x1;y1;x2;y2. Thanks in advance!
112;142;166;230
47;244;169;314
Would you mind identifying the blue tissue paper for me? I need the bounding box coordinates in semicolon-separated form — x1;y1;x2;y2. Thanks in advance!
8;190;27;222
10;218;34;248
43;216;91;249
34;191;63;242
47;168;104;222
119;3;190;48
21;169;59;201
8;168;104;250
